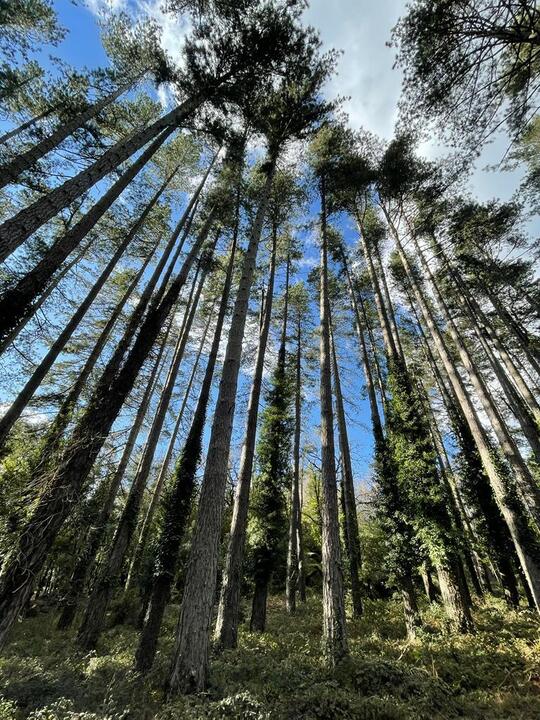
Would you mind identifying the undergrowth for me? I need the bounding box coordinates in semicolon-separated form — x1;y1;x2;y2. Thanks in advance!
0;595;538;719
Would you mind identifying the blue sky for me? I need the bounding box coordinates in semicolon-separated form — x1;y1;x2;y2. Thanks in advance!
3;0;536;494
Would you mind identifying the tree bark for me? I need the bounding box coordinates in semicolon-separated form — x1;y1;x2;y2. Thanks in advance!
0;125;175;344
318;173;348;665
330;330;363;618
0;92;205;259
168;154;277;696
135;229;238;674
0;78;139;190
0;202;211;649
55;316;173;630
249;579;268;632
76;237;213;650
123;304;214;596
392;229;540;612
214;222;278;650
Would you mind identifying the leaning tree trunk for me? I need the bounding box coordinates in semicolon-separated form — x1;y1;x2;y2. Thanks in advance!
55;315;173;630
0;91;207;260
318;173;348;665
403;226;540;525
135;230;238;673
0;104;59;146
0;77;142;190
123;304;215;596
214;223;278;650
168;153;277;696
0;233;94;356
330;329;363;618
0;204;212;649
76;239;213;650
392;230;540;611
0;173;175;448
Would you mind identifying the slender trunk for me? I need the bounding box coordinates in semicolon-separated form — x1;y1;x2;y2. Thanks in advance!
341;250;384;444
0;79;139;189
407;229;540;525
168;154;277;696
0;126;175;344
330;331;363;617
0;104;58;145
0;92;206;259
214;222;278;649
0;205;211;649
319;173;348;665
392;230;540;611
0;235;93;356
0;179;170;448
124;304;215;595
55;317;173;630
287;313;303;612
408;292;522;608
429;235;540;458
36;235;161;472
486;290;540;377
135;230;238;673
420;564;440;603
76;240;213;650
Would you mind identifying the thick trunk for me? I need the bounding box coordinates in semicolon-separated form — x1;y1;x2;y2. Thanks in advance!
393;232;540;612
76;239;212;649
0;210;210;649
0;93;205;259
319;174;348;665
331;331;363;618
0;126;174;344
0;79;138;190
135;230;238;673
168;155;277;696
437;563;475;633
401;576;422;639
56;322;171;631
214;223;278;649
250;579;269;632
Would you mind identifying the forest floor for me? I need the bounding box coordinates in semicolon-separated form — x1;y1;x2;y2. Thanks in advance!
0;595;538;719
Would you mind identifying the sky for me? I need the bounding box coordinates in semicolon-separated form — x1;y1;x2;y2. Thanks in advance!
3;0;536;491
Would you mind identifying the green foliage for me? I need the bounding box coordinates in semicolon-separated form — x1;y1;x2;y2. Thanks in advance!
1;597;538;719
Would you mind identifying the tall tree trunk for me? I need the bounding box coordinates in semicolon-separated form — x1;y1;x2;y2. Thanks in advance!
286;311;304;612
0;92;207;259
405;228;540;526
0;234;93;356
0;203;212;649
168;154;277;696
123;304;215;596
76;240;213;650
0;78;140;190
0;104;59;146
135;228;239;674
214;222;278;650
392;229;540;611
0;132;213;346
318;173;348;665
0;171;176;448
55;315;173;630
330;330;363;618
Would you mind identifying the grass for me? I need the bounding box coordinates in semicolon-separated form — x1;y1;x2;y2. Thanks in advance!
0;595;538;719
